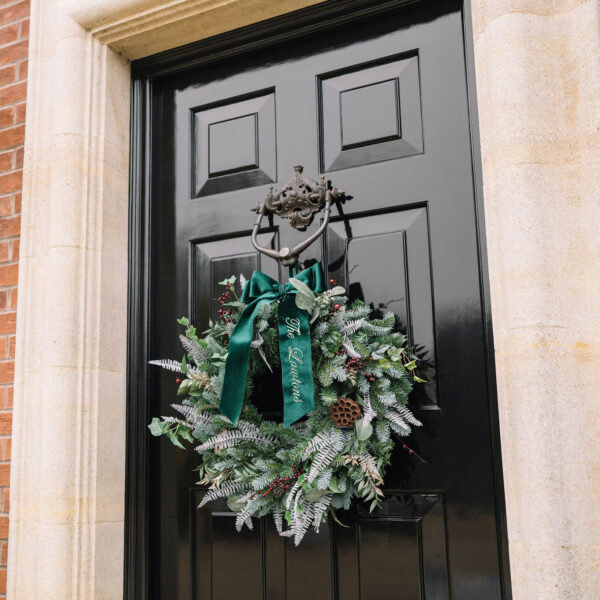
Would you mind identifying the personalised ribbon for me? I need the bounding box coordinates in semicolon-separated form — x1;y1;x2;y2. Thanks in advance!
219;263;325;427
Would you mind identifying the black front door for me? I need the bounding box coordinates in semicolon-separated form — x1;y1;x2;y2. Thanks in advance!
129;1;510;598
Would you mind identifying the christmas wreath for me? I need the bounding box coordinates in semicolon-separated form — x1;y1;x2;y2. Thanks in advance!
149;264;424;545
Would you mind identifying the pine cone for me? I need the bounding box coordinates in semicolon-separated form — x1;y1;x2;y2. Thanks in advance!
330;397;362;428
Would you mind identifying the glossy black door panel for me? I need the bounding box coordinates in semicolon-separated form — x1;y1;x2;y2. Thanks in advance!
319;52;423;171
129;1;509;598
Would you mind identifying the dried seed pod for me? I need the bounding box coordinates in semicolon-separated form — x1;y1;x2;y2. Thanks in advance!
329;397;362;429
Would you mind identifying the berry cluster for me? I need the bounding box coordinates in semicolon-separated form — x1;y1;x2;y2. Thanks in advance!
217;283;234;324
344;356;377;382
345;356;363;374
251;464;303;500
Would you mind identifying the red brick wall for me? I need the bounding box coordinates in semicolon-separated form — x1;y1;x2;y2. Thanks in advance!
0;0;27;595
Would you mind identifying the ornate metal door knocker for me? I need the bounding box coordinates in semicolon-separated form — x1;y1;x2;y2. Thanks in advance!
251;165;345;266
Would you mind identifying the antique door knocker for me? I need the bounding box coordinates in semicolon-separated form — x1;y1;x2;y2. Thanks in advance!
251;165;345;266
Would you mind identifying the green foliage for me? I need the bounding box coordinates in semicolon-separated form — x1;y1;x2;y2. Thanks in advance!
148;275;425;545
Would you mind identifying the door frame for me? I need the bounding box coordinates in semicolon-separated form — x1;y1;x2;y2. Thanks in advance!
125;1;511;598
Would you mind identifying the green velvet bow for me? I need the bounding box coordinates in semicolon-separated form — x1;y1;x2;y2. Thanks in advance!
219;263;325;427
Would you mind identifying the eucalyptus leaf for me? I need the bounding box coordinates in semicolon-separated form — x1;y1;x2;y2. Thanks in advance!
288;277;316;300
226;494;246;513
177;379;192;396
328;286;346;296
305;487;327;502
328;477;341;494
295;292;315;312
355;418;373;441
331;494;345;509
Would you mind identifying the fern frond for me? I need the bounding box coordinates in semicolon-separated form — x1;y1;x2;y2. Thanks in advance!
179;335;210;365
361;390;377;424
340;318;364;336
272;507;283;533
149;359;184;373
195;428;274;452
235;499;258;532
312;493;333;530
307;445;339;483
171;403;213;427
394;404;422;427
302;430;338;460
198;481;247;508
384;410;411;434
343;338;361;358
293;502;315;546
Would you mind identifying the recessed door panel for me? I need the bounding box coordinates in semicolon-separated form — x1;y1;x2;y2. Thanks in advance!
319;52;423;171
193;91;277;196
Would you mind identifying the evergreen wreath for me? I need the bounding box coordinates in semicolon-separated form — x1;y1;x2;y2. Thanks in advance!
149;272;424;545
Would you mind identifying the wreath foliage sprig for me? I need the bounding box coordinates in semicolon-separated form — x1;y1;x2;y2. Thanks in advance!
149;274;423;545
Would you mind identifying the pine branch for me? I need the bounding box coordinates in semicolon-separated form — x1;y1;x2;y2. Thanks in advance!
316;469;332;490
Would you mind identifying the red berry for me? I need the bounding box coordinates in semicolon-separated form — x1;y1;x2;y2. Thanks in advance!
409;449;414;455
329;279;335;285
334;304;341;311
176;378;181;384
